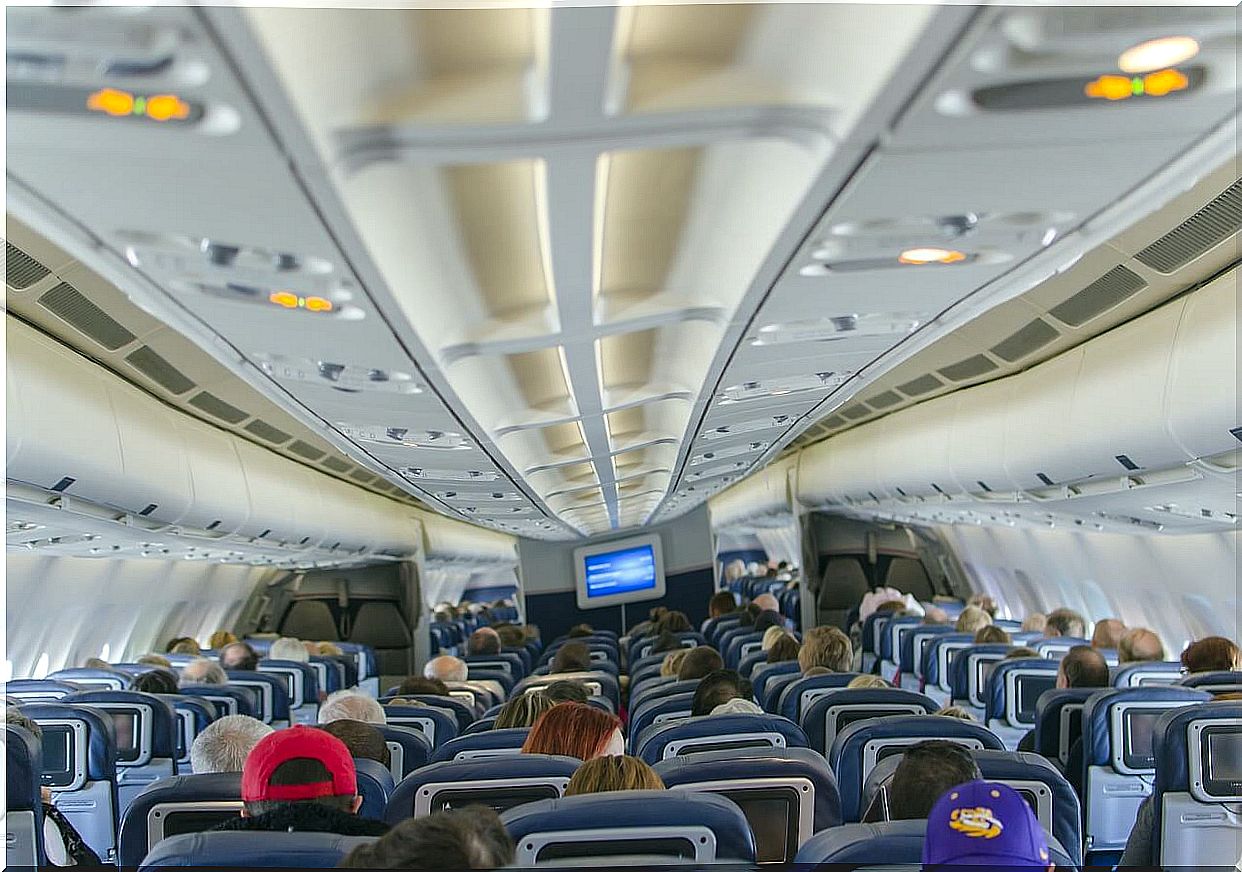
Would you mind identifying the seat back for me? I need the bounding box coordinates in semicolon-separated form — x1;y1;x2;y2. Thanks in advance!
224;671;291;726
467;667;515;696
635;712;808;766
628;692;695;750
137;831;377;869
117;772;244;866
724;631;765;669
919;633;975;704
464;653;527;680
48;668;129;691
307;655;345;696
178;684;259;720
385;754;579;823
429;727;531;764
654;746;842;863
257;660;319;723
501;790;756;864
1032;636;1091;659
879;616;923;683
5;678;82;702
983;657;1061;749
515;671;620;711
335;642;380;695
353;757;394;820
375;724;432;782
6;724;45;868
706;615;742;647
753;661;801;711
860;612;892;674
801;688;939;757
1032;687;1096;766
947;643;1012;713
19;701;119;861
630;678;699;712
898;624;955;690
1181;670;1242;695
381;702;459;747
632;632;706;663
159;695;217;770
775;673;868;722
1153;701;1242;866
383;693;477;734
1112;661;1182;688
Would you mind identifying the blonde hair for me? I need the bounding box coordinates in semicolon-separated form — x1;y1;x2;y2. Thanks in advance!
935;706;978;721
317;642;344;657
565;755;665;796
974;625;1011;645
798;627;853;673
847;674;891;689
955;605;993;635
1021;613;1048;634
761;625;787;652
495;691;556;730
660;649;688;678
208;630;238;650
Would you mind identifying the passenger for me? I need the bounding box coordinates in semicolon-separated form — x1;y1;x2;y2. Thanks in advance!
1021;613;1048;634
209;630;239;649
676;646;724;681
396;676;450;697
955;605;993;634
798;626;853;673
550;642;592;674
934;705;978;721
752;592;780;613
338;806;514;870
567;623;594;638
761;625;786;651
1045;608;1087;639
495;624;526;649
212;725;387;835
467;628;502;656
888;741;982;820
1004;646;1041;660
649;629;682;655
317;642;344;657
1016;645;1108;754
707;591;737;621
82;656;112;670
974;625;1011;645
735;602;762;630
1092;618;1127;649
922;606;951;625
219;641;260;671
317;719;391;770
521;702;623;760
655;610;692;634
1181;635;1241;673
132;668;179;695
859;586;905;622
766;633;801;664
269;637;310;662
180;657;227;685
319;690;387;725
847;674;891;689
494;691;555;729
136;653;172;668
5;709;103;866
166;637;201;656
189;714;275;774
754;609;785;635
564;755;665;796
660;648;689;677
922;781;1054;870
690;669;759;716
542;680;590;705
967;593;999;618
424;655;469;683
1117;627;1166;663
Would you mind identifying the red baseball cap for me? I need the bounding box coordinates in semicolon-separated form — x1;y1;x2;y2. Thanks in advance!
241;726;357;802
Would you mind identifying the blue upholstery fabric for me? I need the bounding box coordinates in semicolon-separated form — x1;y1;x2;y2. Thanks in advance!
634;713;808;766
257;660;320;706
384;694;475;733
501;790;757;862
467;667;515;695
6;724;45;867
753;661;800;711
515;672;621;711
462;716;497;735
947;643;1012;705
776;673;869;722
376;725;432;780
429;727;531;764
628;693;695;751
308;656;343;695
117;772;243;866
706;616;742;647
899;625;955;677
879;616;924;666
156;695;215;764
464;653;527;680
792;818;1076;867
385;754;580;824
1111;661;1182;688
381;703;458;748
353;758;394;820
860;612;891;658
631;678;699;711
737;649;769;679
984;657;1061;724
138;831;377;868
723;632;764;669
1033;636;1092;658
223;671;291;723
5;679;82;701
178;684;259;719
632;632;707;662
48;668;129;690
1032;687;1096;759
18;702;118;782
1080;686;1210;774
627;660;669;690
62;690;179;760
801;688;939;757
503;646;534;673
1180;670;1242;694
973;749;1082;866
920;633;975;689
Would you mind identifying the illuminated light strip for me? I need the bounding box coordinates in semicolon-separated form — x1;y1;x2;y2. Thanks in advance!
1084;68;1189;101
86;88;191;121
267;291;334;312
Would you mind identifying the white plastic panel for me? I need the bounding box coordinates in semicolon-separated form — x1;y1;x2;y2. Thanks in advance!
1002;350;1088;488
111;380;195;523
1167;270;1239;459
708;456;796;531
949;381;1014;494
421;512;518;566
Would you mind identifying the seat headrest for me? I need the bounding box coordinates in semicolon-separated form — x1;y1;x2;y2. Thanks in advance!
948;644;1012;702
353;757;395;819
1033;637;1091;658
920;634;975;686
628;692;696;752
6;724;42;810
429;727;531;764
1180;670;1242;694
1111;661;1183;688
5;678;82;700
62;689;179;759
179;683;260;719
984;657;1061;723
1031;687;1095;758
385;753;580;825
775;673;876;722
18;701;117;781
386;694;475;732
224;671;291;721
634;712;808;766
752;661;801;709
793;818;1077;867
501;790;757;863
117;772;243;866
381;702;460;745
802;688;939;756
138;830;377;869
880;616;924;662
1154;699;1242;800
631;678;699;710
257;660;319;701
972;749;1082;867
48;668;129;689
1081;686;1210;770
899;624;955;673
861;612;892;655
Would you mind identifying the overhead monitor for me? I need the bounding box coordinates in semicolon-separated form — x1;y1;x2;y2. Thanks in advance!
574;534;666;610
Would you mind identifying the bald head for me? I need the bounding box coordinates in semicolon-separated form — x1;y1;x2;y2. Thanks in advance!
1057;645;1110;689
181;657;227;685
1118;628;1166;663
752;593;779;613
1092;618;1126;650
467;627;501;656
424;655;469;683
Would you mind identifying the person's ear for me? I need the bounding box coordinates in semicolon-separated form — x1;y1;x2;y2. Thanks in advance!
350;795;364;814
239;807;251;818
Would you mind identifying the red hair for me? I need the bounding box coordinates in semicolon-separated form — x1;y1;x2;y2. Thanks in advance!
520;702;621;761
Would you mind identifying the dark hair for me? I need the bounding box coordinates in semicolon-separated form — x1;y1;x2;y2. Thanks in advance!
245;757;356;817
317;720;390;769
398;676;449;697
1045;608;1087;639
737;603;762;629
889;741;982;820
650;630;681;655
567;624;594;639
767;634;800;664
542;680;590;705
754;610;784;635
164;636;195;653
132;668;179;695
677;646;724;681
340;806;514;869
708;592;737;618
550;642;592;674
219;642;260;672
974;625;1011;645
1181;636;1240;673
691;669;751;716
467;629;502;656
1061;645;1110;688
655;611;691;634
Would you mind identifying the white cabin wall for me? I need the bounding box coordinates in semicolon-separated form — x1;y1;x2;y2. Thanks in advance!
938;524;1239;655
5;554;274;679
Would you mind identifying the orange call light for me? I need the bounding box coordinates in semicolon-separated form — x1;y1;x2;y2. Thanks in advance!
268;291;300;309
87;88;135;117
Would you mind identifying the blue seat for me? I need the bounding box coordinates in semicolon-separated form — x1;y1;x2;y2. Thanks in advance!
467;667;515;696
627;660;671;691
242;638;274;656
19;701;120;862
723;631;765;670
859;612;893;674
429;727;530;764
62;690;179;815
541;640;619;669
5;678;82;702
336;642;380;695
1079;685;1210;865
737;649;770;679
1180;669;1242;695
178;684;259;720
308;655;345;696
793;818;1077;867
532;658;620;679
515;672;620;711
375;724;432;782
775;672;868;722
753;661;801;711
257;660;319;724
828;714;1006;822
630;678;698;712
635;712;808;766
878;616;923;683
801;688;939;757
632;632;707;663
6;723;45;867
947;643;1012;714
385;754;578;823
48;668;129;691
898;624;955;690
381;702;458;748
383;691;475;732
503;646;534;674
1112;660;1182;688
654;746;841;862
983;657;1061;749
1151;700;1242;866
1033;636;1092;659
715;625;757;664
353;757;394;820
117;772;243;866
706;615;742;647
627;692;695;752
502;790;756;864
462;716;497;735
464;653;527;681
224;670;291;726
1032;687;1096;769
919;632;976;705
138;831;377;868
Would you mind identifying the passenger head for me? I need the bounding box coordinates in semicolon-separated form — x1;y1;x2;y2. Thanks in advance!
754;610;785;635
132;668;179;695
521;702;623;760
550;642;592;674
650;630;681;655
690;669;752;716
566;624;594;639
339;806;514;870
752;593;780;613
922;607;951;626
6;707;42;738
889;740;982;820
317;719;390;769
708;591;737;619
1005;646;1040;660
83;657;112;670
677;646;723;681
1181;636;1241;673
398;676;450;697
1057;645;1110;689
967;594;998;618
761;625;786;652
219;641;259;672
974;625;1011;645
1091;618;1127;650
189;714;275;774
317;642;344;657
209;630;239;649
240;725;361;817
137;653;172;668
955;605;993;635
847;674;891;689
767;633;801;664
923;781;1053;870
494;691;556;730
467;628;502;657
542;680;590;705
180;657;227;686
1118;627;1166;663
656;611;691;634
737;603;762;629
1045;608;1086;639
424;655;469;684
268;637;310;663
660;649;689;677
565;755;665;796
935;705;978;721
495;624;526;649
798;626;853;673
1021;612;1048;634
319;690;386;725
167;637;201;656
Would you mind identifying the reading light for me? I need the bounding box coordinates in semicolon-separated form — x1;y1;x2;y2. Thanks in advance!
1118;36;1199;74
86;88;191;121
1085;68;1190;101
898;247;967;265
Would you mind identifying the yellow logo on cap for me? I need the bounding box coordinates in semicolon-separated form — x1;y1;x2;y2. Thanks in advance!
949;807;1004;839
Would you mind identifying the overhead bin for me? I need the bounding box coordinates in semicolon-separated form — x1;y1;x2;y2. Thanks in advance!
709;456;797;532
419;511;518;569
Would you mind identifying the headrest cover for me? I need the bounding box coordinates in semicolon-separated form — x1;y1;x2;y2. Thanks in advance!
923;780;1051;868
241;725;356;801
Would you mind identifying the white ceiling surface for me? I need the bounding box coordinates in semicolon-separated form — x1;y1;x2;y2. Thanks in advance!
6;5;1239;541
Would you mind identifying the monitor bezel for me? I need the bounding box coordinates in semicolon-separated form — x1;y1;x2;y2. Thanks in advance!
38;718;88;792
1110;701;1174;774
1004;668;1059;727
1188;719;1242;803
414;776;570;817
672;778;812;863
99;702;154;767
573;534;666;610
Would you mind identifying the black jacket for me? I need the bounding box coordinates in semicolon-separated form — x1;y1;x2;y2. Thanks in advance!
212;802;390;837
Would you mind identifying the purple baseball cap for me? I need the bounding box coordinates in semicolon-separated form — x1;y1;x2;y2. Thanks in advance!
922;781;1052;868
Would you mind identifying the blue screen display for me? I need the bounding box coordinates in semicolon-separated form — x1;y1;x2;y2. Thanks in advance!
584;544;657;599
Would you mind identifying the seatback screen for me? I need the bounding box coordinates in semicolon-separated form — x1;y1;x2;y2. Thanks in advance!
1016;674;1057;722
584;545;657;599
1123;710;1163;769
108;711;139;762
162;809;241;837
40;725;74;787
723;788;797;863
1207;731;1242;781
433;785;559;814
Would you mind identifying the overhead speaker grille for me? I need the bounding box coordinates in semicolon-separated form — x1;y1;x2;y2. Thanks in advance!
896;374;943;397
938;354;998;382
188;391;249;425
1049;265;1147;328
839;403;872;421
244;419;292;445
1135;178;1242;274
821;415;847;430
349;469;376;484
125;345;195;395
867;390;903;409
287;440;326;462
322;456;351;474
990;318;1060;363
6;242;50;289
38;282;136;350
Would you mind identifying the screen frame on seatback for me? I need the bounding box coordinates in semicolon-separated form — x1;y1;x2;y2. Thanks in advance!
573;534;666;610
1188;719;1242;803
38;719;88;791
1110;701;1176;774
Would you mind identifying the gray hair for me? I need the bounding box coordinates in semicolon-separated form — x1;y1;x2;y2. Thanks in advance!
189;715;274;774
6;706;43;739
424;655;468;683
268;637;310;663
180;657;228;686
319;690;387;725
